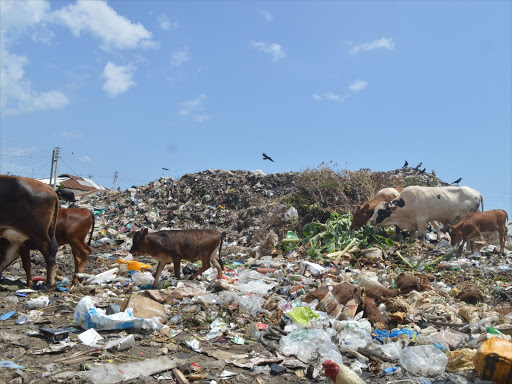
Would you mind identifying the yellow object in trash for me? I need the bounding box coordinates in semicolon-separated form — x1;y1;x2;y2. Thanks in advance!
446;348;476;372
116;259;152;271
474;337;512;384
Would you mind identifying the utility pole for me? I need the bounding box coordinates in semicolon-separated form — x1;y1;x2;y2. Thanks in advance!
112;171;118;190
49;148;55;186
52;147;60;190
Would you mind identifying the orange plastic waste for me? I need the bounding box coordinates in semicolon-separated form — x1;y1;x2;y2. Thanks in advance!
473;337;512;384
116;259;152;271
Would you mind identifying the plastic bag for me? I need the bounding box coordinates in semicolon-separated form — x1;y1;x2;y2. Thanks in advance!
131;271;155;287
279;329;343;366
74;296;162;331
399;345;448;376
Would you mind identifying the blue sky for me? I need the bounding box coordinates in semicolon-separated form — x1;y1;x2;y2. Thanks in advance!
1;1;510;215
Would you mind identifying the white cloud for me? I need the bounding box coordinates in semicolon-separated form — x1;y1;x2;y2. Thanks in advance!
313;92;347;103
80;155;92;163
157;14;178;31
59;131;84;140
251;41;285;61
0;0;69;115
171;47;190;67
52;0;154;51
259;10;273;22
179;94;209;123
350;37;395;55
348;80;368;92
193;115;210;123
1;48;69;115
102;62;136;97
179;94;206;116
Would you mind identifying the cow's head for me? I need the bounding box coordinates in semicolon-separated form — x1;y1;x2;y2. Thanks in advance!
351;203;371;230
130;228;148;254
447;225;462;246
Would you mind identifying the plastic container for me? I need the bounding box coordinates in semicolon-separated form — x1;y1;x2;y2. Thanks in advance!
317;291;343;320
399;345;448;376
474;337;512;384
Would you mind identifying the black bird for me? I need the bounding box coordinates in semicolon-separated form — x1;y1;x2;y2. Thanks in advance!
402;160;408;168
415;162;423;170
162;167;169;171
451;177;462;185
418;168;426;174
262;153;275;162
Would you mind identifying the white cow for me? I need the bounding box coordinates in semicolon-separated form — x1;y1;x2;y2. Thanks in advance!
369;186;483;241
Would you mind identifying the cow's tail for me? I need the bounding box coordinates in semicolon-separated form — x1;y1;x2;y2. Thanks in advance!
218;232;225;270
48;198;59;258
480;194;484;212
88;211;96;246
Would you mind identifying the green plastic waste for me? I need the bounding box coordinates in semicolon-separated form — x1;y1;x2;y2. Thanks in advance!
286;307;319;325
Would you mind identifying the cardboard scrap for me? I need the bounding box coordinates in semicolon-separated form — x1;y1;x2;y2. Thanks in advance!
121;294;167;324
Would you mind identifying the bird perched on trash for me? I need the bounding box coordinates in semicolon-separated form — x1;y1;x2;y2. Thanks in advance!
322;360;366;384
452;177;462;185
418;168;426;174
402;160;408;168
415;162;423;170
262;153;275;162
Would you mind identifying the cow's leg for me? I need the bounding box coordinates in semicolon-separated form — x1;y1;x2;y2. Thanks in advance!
173;258;182;280
190;257;211;280
41;235;58;287
209;250;223;280
395;226;402;241
498;228;506;256
416;219;427;245
469;240;475;254
20;243;33;289
153;261;167;289
70;241;91;285
432;221;441;241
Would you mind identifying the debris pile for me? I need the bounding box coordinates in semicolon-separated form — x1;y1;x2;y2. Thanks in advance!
0;167;511;384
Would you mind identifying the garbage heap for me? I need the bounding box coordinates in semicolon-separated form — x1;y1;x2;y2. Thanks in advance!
78;166;444;254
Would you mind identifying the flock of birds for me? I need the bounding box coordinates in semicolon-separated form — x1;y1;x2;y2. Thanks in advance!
402;160;461;185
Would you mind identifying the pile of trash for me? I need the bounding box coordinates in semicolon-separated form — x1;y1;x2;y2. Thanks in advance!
0;167;511;384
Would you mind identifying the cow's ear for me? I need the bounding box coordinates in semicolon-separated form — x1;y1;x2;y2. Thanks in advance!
391;206;398;211
142;228;148;237
363;204;370;210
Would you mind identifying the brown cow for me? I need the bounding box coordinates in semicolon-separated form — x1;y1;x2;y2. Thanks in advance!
448;209;508;256
0;176;59;286
352;187;404;230
20;208;95;287
130;228;224;289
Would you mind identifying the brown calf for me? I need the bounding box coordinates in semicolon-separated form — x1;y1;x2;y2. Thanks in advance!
0;176;59;286
352;187;404;231
130;228;224;289
20;208;95;287
448;209;508;256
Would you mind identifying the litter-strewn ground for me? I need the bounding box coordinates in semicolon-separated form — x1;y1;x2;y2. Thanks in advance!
1;167;511;384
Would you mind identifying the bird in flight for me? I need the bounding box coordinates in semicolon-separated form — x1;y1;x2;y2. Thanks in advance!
262;153;275;162
402;160;408;168
415;162;423;170
162;168;169;171
451;178;462;185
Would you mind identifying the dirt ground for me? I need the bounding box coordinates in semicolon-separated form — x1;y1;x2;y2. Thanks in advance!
1;235;511;384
